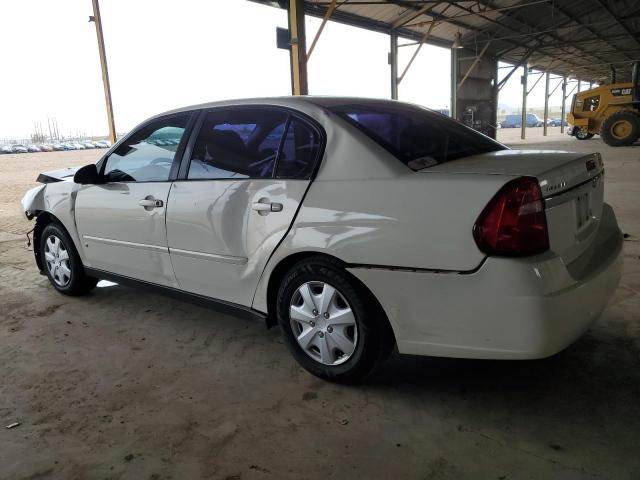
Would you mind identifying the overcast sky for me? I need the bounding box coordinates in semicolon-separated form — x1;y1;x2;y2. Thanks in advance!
0;0;580;140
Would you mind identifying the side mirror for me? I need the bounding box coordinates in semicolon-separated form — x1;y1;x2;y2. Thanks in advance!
73;164;104;184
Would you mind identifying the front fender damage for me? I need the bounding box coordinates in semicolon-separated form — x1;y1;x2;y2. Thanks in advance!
21;185;46;220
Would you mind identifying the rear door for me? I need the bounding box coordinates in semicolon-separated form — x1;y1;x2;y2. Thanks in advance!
75;113;192;286
166;106;323;306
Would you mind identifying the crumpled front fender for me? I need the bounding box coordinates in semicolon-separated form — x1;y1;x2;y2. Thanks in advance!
21;185;46;219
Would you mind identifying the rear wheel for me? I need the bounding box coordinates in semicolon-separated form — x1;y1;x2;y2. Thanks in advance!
276;256;393;383
40;223;98;296
600;111;640;146
575;128;594;140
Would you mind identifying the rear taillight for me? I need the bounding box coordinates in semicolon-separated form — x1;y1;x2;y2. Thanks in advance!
473;176;549;256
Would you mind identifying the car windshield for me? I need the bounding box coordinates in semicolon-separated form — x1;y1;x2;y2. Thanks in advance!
327;102;506;170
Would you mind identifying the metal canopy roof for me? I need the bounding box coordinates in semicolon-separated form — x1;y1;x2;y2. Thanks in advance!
255;0;640;82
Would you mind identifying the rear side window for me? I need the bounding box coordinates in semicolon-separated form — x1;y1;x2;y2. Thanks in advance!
187;108;321;180
328;103;505;170
188;109;288;179
275;118;320;179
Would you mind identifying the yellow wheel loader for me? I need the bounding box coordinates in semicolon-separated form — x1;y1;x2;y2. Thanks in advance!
568;62;640;146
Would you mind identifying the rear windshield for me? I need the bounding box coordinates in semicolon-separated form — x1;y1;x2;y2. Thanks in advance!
328;103;506;170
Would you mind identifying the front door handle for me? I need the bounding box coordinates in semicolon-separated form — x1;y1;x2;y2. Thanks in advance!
139;197;164;208
252;200;283;214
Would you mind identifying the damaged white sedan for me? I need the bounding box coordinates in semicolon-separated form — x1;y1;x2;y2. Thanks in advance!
21;97;623;382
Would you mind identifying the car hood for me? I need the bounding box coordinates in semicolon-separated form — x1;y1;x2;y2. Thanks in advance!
37;166;81;183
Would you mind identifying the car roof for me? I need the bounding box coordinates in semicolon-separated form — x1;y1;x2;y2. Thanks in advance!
157;96;413;118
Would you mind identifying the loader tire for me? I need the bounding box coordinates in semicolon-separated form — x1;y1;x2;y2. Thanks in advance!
600;111;640;146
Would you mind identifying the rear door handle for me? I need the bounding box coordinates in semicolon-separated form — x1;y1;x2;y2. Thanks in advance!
252;201;283;213
139;198;164;208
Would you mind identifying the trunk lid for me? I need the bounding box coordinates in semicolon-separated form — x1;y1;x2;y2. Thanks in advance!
420;150;605;266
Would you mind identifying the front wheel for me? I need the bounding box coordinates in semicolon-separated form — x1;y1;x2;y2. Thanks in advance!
276;257;393;383
575;128;594;140
40;223;98;296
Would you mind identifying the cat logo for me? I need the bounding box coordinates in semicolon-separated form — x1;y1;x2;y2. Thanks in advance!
611;88;632;96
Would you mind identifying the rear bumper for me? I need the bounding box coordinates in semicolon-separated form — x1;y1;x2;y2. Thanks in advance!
348;204;623;360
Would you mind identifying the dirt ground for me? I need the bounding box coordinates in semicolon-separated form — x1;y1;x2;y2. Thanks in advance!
1;129;639;480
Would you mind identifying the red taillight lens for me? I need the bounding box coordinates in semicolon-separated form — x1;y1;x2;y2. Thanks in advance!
473;176;549;256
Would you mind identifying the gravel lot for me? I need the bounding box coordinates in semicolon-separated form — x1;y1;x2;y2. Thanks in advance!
1;130;639;479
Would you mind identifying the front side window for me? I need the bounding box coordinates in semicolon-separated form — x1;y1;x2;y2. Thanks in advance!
582;95;600;112
188;109;288;180
103;115;189;182
327;102;506;171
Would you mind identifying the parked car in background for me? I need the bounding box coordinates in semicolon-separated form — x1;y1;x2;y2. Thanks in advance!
52;144;66;151
96;140;111;148
21;97;623;382
11;144;28;153
73;143;86;150
27;145;41;153
82;142;96;149
501;113;544;128
1;145;13;154
39;145;53;152
549;118;568;127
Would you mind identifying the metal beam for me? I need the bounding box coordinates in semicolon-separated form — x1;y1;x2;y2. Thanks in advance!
390;32;398;100
288;0;308;95
543;71;549;136
397;3;452;85
307;0;337;60
560;75;567;133
451;48;458;120
457;41;491;89
90;0;116;144
548;76;563;97
392;2;435;28
497;50;532;91
592;0;640;50
521;64;527;140
549;2;635;62
526;70;544;95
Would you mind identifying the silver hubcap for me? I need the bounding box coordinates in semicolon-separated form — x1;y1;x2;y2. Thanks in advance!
289;281;358;366
44;235;71;287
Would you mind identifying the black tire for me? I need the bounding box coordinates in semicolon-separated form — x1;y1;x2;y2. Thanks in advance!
600;111;640;146
40;222;98;296
276;256;394;383
575;129;594;140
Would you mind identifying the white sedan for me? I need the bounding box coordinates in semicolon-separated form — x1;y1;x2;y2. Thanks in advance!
21;97;623;382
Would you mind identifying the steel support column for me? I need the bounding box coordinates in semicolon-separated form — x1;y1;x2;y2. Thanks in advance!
560;75;567;134
543;71;550;136
450;48;458;119
288;0;308;95
90;0;116;144
521;64;528;140
390;32;398;100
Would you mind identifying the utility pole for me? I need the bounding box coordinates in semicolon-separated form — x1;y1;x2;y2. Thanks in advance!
90;0;116;144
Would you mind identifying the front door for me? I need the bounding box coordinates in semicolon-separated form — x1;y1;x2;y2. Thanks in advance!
166;107;322;306
75;113;191;286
